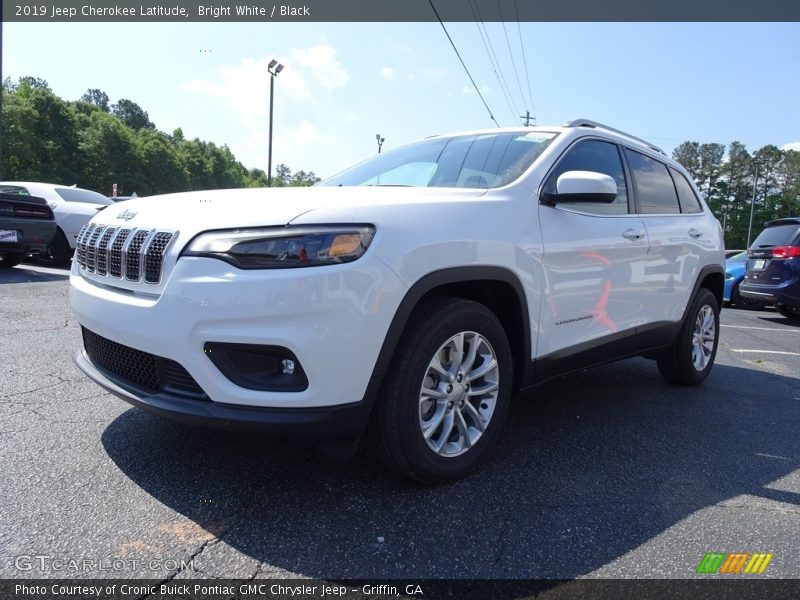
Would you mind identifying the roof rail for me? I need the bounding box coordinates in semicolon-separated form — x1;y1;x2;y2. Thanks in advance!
562;119;666;156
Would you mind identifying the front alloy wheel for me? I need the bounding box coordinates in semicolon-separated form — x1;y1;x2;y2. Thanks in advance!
418;331;499;457
369;296;512;482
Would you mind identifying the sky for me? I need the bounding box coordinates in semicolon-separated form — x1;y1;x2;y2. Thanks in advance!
3;22;800;179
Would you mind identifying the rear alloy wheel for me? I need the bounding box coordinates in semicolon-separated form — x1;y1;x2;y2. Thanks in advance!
777;304;800;321
657;289;719;385
368;296;512;482
34;228;72;268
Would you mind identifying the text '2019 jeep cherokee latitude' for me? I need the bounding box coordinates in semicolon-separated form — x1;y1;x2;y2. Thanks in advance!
70;119;725;482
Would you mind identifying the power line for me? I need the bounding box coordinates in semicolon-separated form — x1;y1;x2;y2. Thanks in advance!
428;0;499;128
467;0;518;124
471;0;521;118
496;0;528;121
513;0;536;123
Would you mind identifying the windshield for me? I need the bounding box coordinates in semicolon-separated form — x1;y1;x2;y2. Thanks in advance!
321;131;557;189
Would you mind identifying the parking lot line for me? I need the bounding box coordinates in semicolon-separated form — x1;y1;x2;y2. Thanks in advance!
721;325;800;333
729;349;800;356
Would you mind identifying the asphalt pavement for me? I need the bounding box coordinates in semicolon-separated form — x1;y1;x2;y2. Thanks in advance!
1;264;799;580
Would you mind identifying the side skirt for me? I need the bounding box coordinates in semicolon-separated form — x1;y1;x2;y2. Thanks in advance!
524;320;680;389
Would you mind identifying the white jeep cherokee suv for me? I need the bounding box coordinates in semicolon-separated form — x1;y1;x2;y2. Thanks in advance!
70;120;724;482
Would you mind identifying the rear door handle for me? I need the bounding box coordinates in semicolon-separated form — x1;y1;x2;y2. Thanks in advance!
622;228;645;241
688;228;704;239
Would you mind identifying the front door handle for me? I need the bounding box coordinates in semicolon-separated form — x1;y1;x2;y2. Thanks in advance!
688;228;704;239
622;228;645;241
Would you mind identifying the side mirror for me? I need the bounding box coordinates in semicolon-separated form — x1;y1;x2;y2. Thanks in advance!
541;170;617;205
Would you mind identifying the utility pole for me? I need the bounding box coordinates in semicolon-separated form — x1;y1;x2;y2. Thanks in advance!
0;19;4;179
267;59;284;187
520;111;535;127
376;134;385;154
746;162;758;249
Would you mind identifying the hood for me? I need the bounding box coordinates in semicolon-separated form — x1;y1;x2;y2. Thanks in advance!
94;186;487;234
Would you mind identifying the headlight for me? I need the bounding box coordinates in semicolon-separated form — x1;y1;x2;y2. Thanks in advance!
183;225;375;269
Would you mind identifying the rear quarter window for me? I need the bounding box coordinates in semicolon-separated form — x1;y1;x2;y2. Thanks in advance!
669;167;703;214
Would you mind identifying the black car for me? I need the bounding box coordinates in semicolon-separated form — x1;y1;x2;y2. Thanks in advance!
0;192;57;268
740;217;800;320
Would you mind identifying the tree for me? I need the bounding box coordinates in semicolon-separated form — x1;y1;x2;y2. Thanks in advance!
18;76;51;91
274;163;292;186
777;150;800;218
1;75;316;195
697;143;725;200
291;170;321;187
112;98;154;130
136;128;189;195
79;110;140;194
2;78;81;183
80;88;110;112
672;142;701;182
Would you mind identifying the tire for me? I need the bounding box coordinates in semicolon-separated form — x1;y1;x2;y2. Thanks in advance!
731;283;765;310
0;253;24;268
777;304;800;321
657;288;720;386
34;228;72;268
368;296;513;483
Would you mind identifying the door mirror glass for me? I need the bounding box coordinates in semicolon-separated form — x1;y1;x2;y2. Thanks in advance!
543;170;617;205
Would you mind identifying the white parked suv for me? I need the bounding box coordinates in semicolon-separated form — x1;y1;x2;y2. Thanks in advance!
69;120;725;481
0;182;113;266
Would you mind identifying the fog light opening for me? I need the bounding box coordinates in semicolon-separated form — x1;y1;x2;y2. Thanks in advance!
203;342;308;392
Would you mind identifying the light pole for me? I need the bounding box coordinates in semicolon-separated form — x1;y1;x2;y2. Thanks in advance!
746;161;758;249
267;59;284;187
376;134;385;154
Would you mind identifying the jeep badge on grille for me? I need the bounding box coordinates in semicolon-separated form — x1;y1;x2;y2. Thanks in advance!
116;210;137;221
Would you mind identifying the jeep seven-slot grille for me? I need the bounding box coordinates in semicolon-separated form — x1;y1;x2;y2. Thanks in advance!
108;229;131;277
144;232;174;283
81;327;207;400
95;227;116;275
76;225;174;284
125;231;150;281
85;226;105;272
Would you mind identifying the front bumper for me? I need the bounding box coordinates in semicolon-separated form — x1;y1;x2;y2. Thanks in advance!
70;253;406;411
73;349;372;441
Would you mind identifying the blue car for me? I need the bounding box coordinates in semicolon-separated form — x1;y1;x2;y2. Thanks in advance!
724;251;766;309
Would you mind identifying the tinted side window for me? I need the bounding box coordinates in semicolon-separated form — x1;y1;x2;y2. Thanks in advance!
543;140;628;215
624;149;680;214
669;167;703;214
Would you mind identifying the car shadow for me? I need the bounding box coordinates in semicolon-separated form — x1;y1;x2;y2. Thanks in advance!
757;315;800;328
101;359;800;579
0;264;70;284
